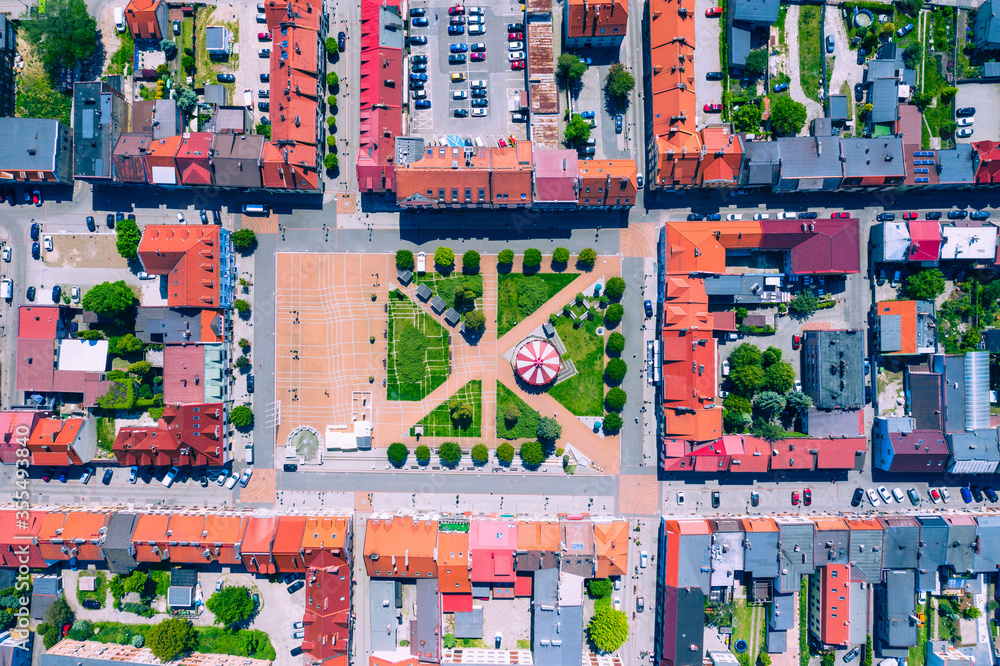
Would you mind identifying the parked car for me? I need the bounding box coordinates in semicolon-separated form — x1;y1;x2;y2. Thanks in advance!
706;6;723;15
928;488;941;503
25;286;34;301
258;102;269;112
972;486;985;502
753;213;770;220
897;22;914;37
948;209;969;219
258;31;271;40
957;117;974;127
844;647;861;663
826;35;835;53
987;487;999;503
414;99;431;109
962;487;974;503
258;48;270;57
956;107;976;117
409;7;425;16
129;466;139;483
791;491;800;506
450;42;468;52
907;488;920;505
876;212;895;221
30;222;39;240
287;580;305;594
82;599;101;610
800;211;818;219
411;17;429;26
102;468;113;485
851;487;864;506
750;491;759;507
51;285;61;302
471;52;485;61
247;375;255;393
803;488;811;506
448;24;464;34
454;108;469;117
902;211;918;220
854;82;864;102
449;4;465;13
644;299;653;317
239;469;253;487
857;47;866;65
162;466;179;488
217;73;235;82
508;40;523;50
637;595;644;612
508;51;525;61
409;35;427;44
640;550;649;568
508;22;524;31
471;98;488;107
706;71;724;81
726;213;742;221
867;488;880;506
508;31;523;40
471;42;486;51
338;31;346;51
877;486;892;503
957;127;974;138
81;466;95;484
792;334;801;350
256;12;266;22
711;491;720;508
832;211;850;219
971;210;991;219
704;103;722;113
772;82;788;92
225;473;240;489
510;60;525;70
926;211;942;219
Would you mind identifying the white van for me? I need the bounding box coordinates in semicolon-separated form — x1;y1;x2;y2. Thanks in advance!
416;251;426;273
245;444;254;466
474;137;485;148
114;7;126;32
242;203;268;214
1;278;11;301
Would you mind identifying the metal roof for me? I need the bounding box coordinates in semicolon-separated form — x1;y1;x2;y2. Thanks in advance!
880;516;920;570
369;579;399;650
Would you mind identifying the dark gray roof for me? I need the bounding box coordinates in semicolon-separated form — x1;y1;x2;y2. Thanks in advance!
430;295;447;313
414;578;441;663
976;0;1000;49
743;529;779;579
777;136;843;180
945;519;977;574
205;26;229;51
369;579;399;651
916;516;948;573
814;526;849;565
532;568;583;666
397;269;413;284
659;587;705;666
668;529;712;594
841;138;906;178
804;408;861;438
828;95;849;121
0;118;63;172
908;371;943;431
471;582;490;598
944;355;967;433
741;140;781;187
444;308;461;326
534;567;559;605
768;592;795;631
709;530;745;588
212;133;265;189
973;516;1000;572
454;608;483;639
32;574;61;596
170;568;197;588
937;145;976;184
879;569;917;648
703;273;782;304
870;79;900;124
879;516;920;570
101;512;138;574
416;283;433;300
948;431;1000;465
728;24;752;67
135;307;221;344
849;526;884;582
73;81;125;180
803;329;865;409
985;61;1000;77
766;630;787;653
776;521;814;593
730;0;780;24
0;568;14;589
151;99;180;139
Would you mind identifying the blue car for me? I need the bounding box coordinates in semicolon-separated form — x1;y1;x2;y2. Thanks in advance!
410;73;427;81
962;487;973;504
706;213;722;221
971;210;991;220
644;300;653;318
415;99;431;109
448;24;464;35
412;16;429;26
772;82;788;92
579;110;595;119
450;43;468;52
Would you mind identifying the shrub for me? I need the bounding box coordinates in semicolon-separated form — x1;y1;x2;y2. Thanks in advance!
132;635;145;648
462;250;481;273
606;332;625;355
536;417;562;443
497;443;515;464
604;304;624;325
237;338;251;349
147;618;196;663
229;405;254;429
788;289;819;317
503;404;521;425
723;394;752;414
587;578;613;598
729;343;762;369
463;310;486;330
234;299;251;314
434;247;455;269
520;441;546;467
730;365;765;397
552;247;570;264
396;249;414;270
523;248;543;268
327;94;337;107
232;229;257;252
415;445;431;464
327;71;339;87
324;154;338;169
604;277;626;300
128;360;152;376
605;358;627;384
602;412;623;433
78;329;104;340
206;586;255;629
68;619;94;641
498;249;515;264
905;269;946;301
471;444;489;465
387;442;408;467
578;248;597;268
116;217;142;259
605;387;627;412
439;442;462;466
180;55;194;71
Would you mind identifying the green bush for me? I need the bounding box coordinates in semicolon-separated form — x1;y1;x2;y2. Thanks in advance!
605;387;627;412
98;379;136;410
604;277;626;300
604;303;624;325
387;442;408;467
324;154;338;169
396;250;415;270
587;578;613;598
588;609;629;652
552;247;570;264
602;412;623;433
471;444;489;465
523;248;543;268
148;618;196;663
606;332;625;355
536;417;562;443
462;250;481;273
605;358;627;384
463;310;486;330
578;248;597;268
229;405;253;429
496;443;515;464
520;441;546;467
498;249;514;265
415;445;431;464
439;442;462;466
233;299;251;314
434;247;455;269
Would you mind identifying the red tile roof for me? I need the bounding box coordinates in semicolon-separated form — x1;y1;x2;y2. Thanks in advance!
112;133;152;183
594;520;629;578
112;403;225;467
26;418;85;466
0;509;45;568
357;0;403;193
0;410;45;464
302;550;352;662
145;136;182;185
470;520;517;583
37;511;109;562
273;516;308;572
131;513;171;562
566;0;627;38
974;141;1000;184
264;0;323;31
907;220;942;262
20;306;62;338
438;532;471;593
174;133;214;185
699;127;743;186
125;0;163;38
162;345;206;404
241;516;279;574
578;160;636;207
817;564;851;646
759;219;860;274
16;307;109;405
137;225;223;308
301;516;350;567
260;141;320;190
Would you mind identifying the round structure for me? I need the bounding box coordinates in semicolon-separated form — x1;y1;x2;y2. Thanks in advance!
854;8;873;27
513;338;562;386
734;641;748;654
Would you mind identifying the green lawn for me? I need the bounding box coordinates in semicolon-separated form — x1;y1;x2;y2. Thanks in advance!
16;68;71;125
76;571;107;609
411;380;482;437
388;290;450;401
86;622;275;661
496;381;542;440
148;569;170;599
547;313;605;416
799;5;823;103
194;7;239;92
731;599;765;662
96;417;116;454
414;273;483;314
497;273;579;336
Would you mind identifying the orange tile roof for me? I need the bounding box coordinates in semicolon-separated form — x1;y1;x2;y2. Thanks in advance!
364;516;438;578
36;511;109;562
813;517;850;532
264;0;322;31
260;142;320;190
438;532;471;593
27;418;84;466
137;225;223;308
817;564;851;646
131;513;170;562
397;145;493;207
876;300;918;354
594;520;629;578
662;407;721;442
301;516;350;566
566;0;628;39
699;127;743;186
273;516;308;572
125;0;162;39
844;517;883;531
517;520;561;551
578;160;637;207
491;143;533;206
241;516;279;574
742;517;778;532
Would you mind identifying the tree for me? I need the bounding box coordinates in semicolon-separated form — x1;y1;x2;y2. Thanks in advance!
520;441;546;467
940;86;958;104
497;443;515;464
21;0;97;77
206;586;255;630
161;40;178;60
234;299;251;314
963;606;982;620
255;122;271;139
83;281;135;319
605;387;627;412
175;87;198;115
327;72;339;87
724;409;750;433
578;248;597;268
753;391;787;421
557;53;588;82
44;597;74;631
229;405;254;429
752;418;785;442
537;417;562;443
181;55;195;72
744;48;768;77
324;154;339;169
325;37;337;53
605;358;628;383
588;608;629;653
730;365;765;397
434;247;455;269
147;618;197;663
736;307;748;321
912;91;934;111
939;120;958;136
881;22;895;37
471;444;489;465
759;652;772;666
443;634;458;649
116;218;142;259
462;250;481;273
764;362;795;393
788;289;819;317
769;95;807;136
439;442;462;466
605;62;635;98
733;103;763;132
387;442;408;467
128;361;152;376
553;247;570;264
899;0;923;14
762;347;782;367
232;229;257;252
785;391;813;414
587;578;613;598
327;94;338;108
724;394;752;413
905;269;946;301
503;404;521;426
603;412;623;433
112;334;144;355
564;113;592;146
729;343;762;370
498;249;515;265
238;338;251;349
523;248;543;268
450;401;474;426
463;310;486;331
604;304;624;326
605;277;626;300
415;445;431;464
606;332;626;355
903;41;922;69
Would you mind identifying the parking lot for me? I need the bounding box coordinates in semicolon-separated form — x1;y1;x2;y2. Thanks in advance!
235;0;272;121
954;82;998;145
694;0;723;126
406;0;527;143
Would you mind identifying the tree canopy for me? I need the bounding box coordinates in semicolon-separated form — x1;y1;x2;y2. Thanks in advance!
387;442;408;466
905;269;946;301
116;218;142;260
496;443;515;464
520;441;546;467
606;332;626;354
206;586;255;629
605;277;626;300
471;444;489;465
588;608;629;653
733;103;763;132
605;358;628;383
415;445;431;463
764;362;796;393
523;248;543;267
21;0;97;78
462;250;481;273
604;303;624;325
744;48;768;77
557;53;588;81
175;87;198;115
231;229;257;253
537;417;562;442
729;343;762;369
498;249;515;265
82;281;135;316
785;391;813;414
229;405;254;429
753;391;786;422
762;346;782;367
730;365;765;396
769;95;808;136
605;387;627;412
552;247;570;264
788;289;819;317
578;248;597;268
564;114;592;146
396;250;414;270
602;412;623;432
463;310;486;331
605;63;635;98
434;247;455;268
439;442;462;466
44;597;74;630
147;618;196;663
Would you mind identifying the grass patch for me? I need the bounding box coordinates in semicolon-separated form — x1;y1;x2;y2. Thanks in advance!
16;68;71;125
414;273;483;314
194;7;239;92
388;290;450;401
799;5;823;103
840;81;856;133
777;3;788;48
148;569;170;599
547;313;605;416
496;381;542;440
458;638;488;648
800;578;810;666
497;273;579;336
86;622;275;661
76;571;107;609
106;29;134;77
731;598;764;661
410;380;482;437
910;602;928;666
96;417;116;455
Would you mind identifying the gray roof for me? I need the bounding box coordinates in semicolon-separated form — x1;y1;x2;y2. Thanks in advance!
730;0;780;24
766;630;788;653
205;26;229;52
660;587;705;666
944;355;968;433
776;521;814;593
917;515;949;574
0;118;63;172
880;569;917;648
668;528;712;594
744;529;779;579
416;283;433;300
728;24;752;67
814;525;849;565
369;579;399;651
32;574;61;597
471;582;490;598
709;530;745;588
167;586;193;607
973;516;1000;572
212;133;265;189
135;307;222;344
777;136;844;180
444;308;461;326
534;567;559;605
841;138;906;178
966;352;990;430
741;140;781;187
938;144;976;184
948;431;1000;464
73;81;125;180
985;61;1000;77
430;295;447;313
870;78;900;124
768;592;795;631
703;273;783;304
909;370;943;431
849;526;884;582
204;84;227;107
533;568;583;666
812;117;833;138
803;329;865;409
879;516;920;570
881;314;902;352
414;578;441;663
945;519;977;574
151;99;179;139
454;608;483;639
804;408;861;438
101;512;139;574
976;0;1000;48
828;95;849;121
379;4;405;49
397;269;413;284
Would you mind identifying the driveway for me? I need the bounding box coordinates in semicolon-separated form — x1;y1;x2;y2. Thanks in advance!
779;4;822;125
825;5;862;117
694;0;723;127
955;82;999;145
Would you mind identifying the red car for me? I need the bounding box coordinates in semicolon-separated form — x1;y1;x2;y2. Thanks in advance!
471;52;485;61
791;491;800;506
803;488;812;506
706;7;723;16
511;59;525;70
833;212;850;219
903;212;918;220
258;32;271;40
448;4;465;14
498;138;507;147
508;32;523;40
792;334;801;350
62;624;71;637
704;103;722;113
